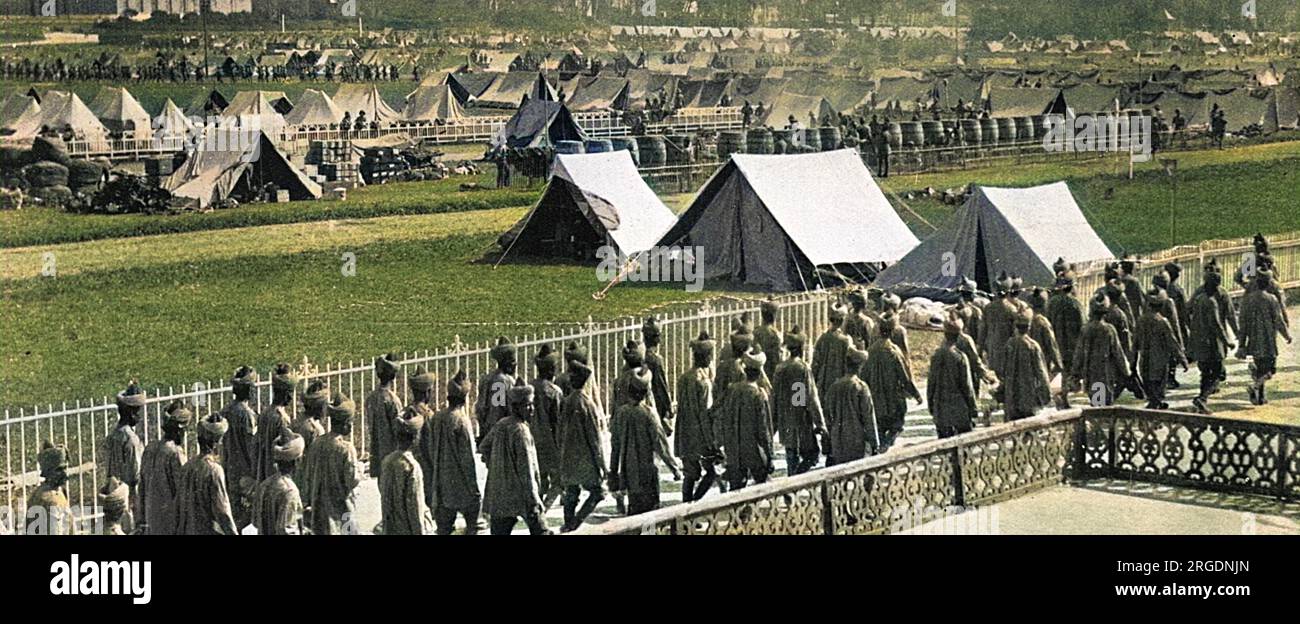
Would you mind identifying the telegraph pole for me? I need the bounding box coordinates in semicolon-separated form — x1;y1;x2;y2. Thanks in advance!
201;0;210;83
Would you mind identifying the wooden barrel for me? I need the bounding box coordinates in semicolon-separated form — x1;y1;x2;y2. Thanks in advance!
584;139;614;153
960;119;982;144
979;117;999;145
996;118;1016;144
942;120;960;144
611;137;639;165
636;135;666;166
921;120;944;146
771;129;793;154
666;134;694;164
899;121;924;148
717;130;747;159
746;127;774;154
819;126;842;150
800;127;822;151
555;140;585;155
887;122;903;150
1014;116;1034;141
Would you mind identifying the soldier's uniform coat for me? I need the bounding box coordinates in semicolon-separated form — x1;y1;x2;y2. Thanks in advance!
772;357;823;456
379;449;434;535
559;389;607;488
716;381;775;479
1134;310;1187;388
25;484;75;535
824;373;877;464
103;423;143;526
478;416;544;519
252;473;303;535
175;454;238;536
811;328;853;400
609;402;676;497
980;297;1019;377
927;343;978;437
365;386;403;478
1047;293;1084;373
255;404;293;481
220;400;258;524
303;432;362;535
752;324;784;382
1001;334;1052;419
475;371;516;439
529;377;565;488
1071;319;1131;401
861;339;919;441
420;403;481;511
139;439;186;535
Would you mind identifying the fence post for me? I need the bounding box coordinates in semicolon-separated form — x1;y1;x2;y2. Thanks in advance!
819;480;833;536
951;446;966;507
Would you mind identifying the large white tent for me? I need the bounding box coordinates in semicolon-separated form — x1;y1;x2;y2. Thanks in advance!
497;150;678;260
333;84;403;123
656;148;919;291
89;86;153;139
873;181;1113;293
283;89;346;126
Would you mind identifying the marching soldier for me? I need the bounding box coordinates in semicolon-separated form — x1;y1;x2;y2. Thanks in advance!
812;304;853;402
303;393;363;535
1134;288;1189;410
1238;270;1293;405
104;382;145;532
1047;275;1084;408
256;363;298;482
559;361;607;532
139;401;190;535
379;406;435;535
423;371;484;535
752;301;785;384
824;348;877;465
1000;309;1052;421
609;367;680;515
98;477;130;536
954;278;984;343
862;314;921;451
176;413;238;536
843;289;876;350
479;379;551;535
26;441;76;535
252;432;306;536
1186;268;1234;414
366;354;404;480
772;326;824;475
221;367;259;529
477;337;518;440
928;315;979;439
717;349;775;490
642;318;676;434
676;333;719;502
530;345;566;511
1071;294;1131;407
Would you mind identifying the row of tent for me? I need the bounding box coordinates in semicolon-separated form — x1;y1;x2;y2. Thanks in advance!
497;149;1114;294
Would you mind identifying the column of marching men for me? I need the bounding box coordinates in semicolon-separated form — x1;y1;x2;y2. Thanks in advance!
20;235;1290;535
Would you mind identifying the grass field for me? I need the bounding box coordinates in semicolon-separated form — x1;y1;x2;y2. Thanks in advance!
1;140;1298;409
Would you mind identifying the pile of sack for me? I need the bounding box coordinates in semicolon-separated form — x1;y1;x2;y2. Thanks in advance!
0;136;107;209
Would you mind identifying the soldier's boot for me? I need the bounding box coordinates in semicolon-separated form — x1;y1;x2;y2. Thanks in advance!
681;476;698;504
572;491;603;529
1247;383;1260;405
562;498;577;530
614;491;626;515
1259;384;1268;405
1191;397;1211;415
691;471;717;502
1054;391;1071;411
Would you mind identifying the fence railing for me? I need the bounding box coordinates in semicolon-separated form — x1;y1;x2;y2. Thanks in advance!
578;406;1299;535
1;291;835;520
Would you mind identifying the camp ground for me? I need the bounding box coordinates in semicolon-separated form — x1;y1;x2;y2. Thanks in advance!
873;181;1113;297
655;148;920;291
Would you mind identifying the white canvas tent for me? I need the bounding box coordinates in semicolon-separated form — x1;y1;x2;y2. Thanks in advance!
153;98;196;140
333;84;403;123
656;149;919;291
220;91;287;130
164;131;321;209
873;181;1113;293
283;89;345;126
0;93;42;139
90;86;153;139
403;84;465;121
497;151;678;260
37;91;110;144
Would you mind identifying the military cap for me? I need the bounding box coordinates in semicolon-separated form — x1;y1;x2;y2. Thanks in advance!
37;441;69;477
1029;287;1049;312
447;370;473;400
272;432;306;462
327;392;356;424
394;405;427;436
943;313;964;335
783;325;806;351
98;477;129;515
164;400;193;426
271;363;298;393
490;337;517;364
627;367;652;394
116;382;146;409
828;303;848;325
569;360;593;386
846;348;870;367
231;366;259;391
878;312;898;337
741;348;767;371
508;378;535;406
641;317;661;340
375;354;400;379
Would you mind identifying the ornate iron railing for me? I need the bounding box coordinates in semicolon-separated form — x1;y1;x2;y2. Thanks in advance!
579;407;1299;535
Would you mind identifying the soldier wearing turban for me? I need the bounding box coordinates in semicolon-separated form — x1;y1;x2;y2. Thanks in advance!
1047;274;1084;408
175;413;238;535
1135;288;1189;409
824;348;877;465
1238;270;1293;406
26;441;75;535
476;337;518;441
641;317;676;435
610;339;656;513
1190;259;1239;346
812;304;853;407
555;341;606;429
366;354;405;480
256;363;298;483
303;392;363;535
479;379;550;535
928;315;978;439
862;313;921;452
717;348;775;490
379;406;435;535
1118;256;1146;323
221;366;259;528
423;371;483;535
772;326;824;475
1186;269;1234;414
843;288;876;350
252;432;305;535
529;345;566;512
104;382;145;532
140;401;190;535
292;380;329;497
609;367;680;515
98;477;130;536
752;300;785;382
981;271;1020;385
1071;294;1131;407
872;293;910;356
676;333;720;502
954;277;984;343
559;361;608;532
999;308;1052;421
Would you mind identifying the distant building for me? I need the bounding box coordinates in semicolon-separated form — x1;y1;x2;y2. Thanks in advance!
26;0;250;15
28;0;117;15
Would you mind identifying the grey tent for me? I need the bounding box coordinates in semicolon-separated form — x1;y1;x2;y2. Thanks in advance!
497;151;677;261
655;149;919;292
164;131;321;209
491;99;587;149
873;182;1113;294
565;76;631;112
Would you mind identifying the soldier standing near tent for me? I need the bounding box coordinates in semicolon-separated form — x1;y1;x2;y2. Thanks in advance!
843;289;876;349
477;338;518;441
752;301;785;385
1238;270;1293;405
824;348;877;465
772;326;824;475
304;393;363;535
717;349;775;490
221;367;259;529
1072;294;1131;407
862;314;921;451
367;354;404;480
928;315;979;439
175;413;238;536
676;333;719;502
954;278;984;345
609;367;681;515
423;371;483;535
812;304;853;406
380;406;435;535
1048;275;1085;408
1186;268;1234;414
479;379;551;535
256;364;297;482
26;441;76;535
1135;288;1189;410
104;382;145;533
641;318;675;435
874;126;891;177
1000;309;1053;421
559;361;607;531
530;345;566;512
139;402;189;536
252;432;305;536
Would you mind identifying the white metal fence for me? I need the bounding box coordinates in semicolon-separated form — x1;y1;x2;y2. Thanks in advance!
0;291;834;522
